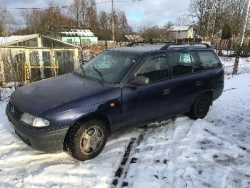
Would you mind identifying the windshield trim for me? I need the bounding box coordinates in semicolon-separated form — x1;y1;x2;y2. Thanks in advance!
74;50;141;86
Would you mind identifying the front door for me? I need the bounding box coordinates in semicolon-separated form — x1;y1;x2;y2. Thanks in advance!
120;53;171;129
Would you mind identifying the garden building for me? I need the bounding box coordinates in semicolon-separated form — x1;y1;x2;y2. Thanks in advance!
60;29;98;46
0;34;79;87
170;25;194;39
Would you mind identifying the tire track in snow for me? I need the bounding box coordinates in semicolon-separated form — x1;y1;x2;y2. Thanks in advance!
111;118;195;188
223;177;241;188
223;88;236;92
204;128;250;154
222;171;247;188
111;133;145;188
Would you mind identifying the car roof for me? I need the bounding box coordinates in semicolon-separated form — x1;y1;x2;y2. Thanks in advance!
108;42;213;55
108;45;166;55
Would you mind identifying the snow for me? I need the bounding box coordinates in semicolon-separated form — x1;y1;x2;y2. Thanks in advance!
170;25;191;31
0;34;38;46
1;60;250;187
0;87;15;102
220;57;250;74
61;29;95;37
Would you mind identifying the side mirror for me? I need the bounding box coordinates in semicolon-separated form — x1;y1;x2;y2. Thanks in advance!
130;76;149;86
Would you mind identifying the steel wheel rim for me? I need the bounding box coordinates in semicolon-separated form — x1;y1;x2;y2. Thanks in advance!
80;125;104;155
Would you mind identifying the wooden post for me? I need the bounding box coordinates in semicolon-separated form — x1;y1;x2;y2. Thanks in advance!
24;63;27;84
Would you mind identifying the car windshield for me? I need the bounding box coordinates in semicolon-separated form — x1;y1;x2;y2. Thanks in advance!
74;51;139;84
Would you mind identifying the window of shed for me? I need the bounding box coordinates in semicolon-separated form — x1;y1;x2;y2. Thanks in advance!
67;39;73;43
55;51;74;75
16;38;38;47
42;38;72;48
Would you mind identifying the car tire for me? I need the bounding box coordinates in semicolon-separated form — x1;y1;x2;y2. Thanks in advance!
65;119;108;161
189;93;211;120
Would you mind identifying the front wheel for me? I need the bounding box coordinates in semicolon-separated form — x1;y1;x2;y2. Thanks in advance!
65;119;108;161
189;93;211;120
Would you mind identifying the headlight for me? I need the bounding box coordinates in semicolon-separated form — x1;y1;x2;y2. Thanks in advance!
20;113;50;127
20;113;35;125
33;117;50;127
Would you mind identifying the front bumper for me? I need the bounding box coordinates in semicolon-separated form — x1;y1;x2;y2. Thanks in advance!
6;103;69;153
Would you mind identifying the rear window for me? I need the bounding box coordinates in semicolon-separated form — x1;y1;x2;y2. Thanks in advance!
197;51;221;69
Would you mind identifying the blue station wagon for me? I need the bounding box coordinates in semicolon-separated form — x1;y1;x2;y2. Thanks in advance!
6;42;224;161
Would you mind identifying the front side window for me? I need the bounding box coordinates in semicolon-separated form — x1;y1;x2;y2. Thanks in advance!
135;54;168;82
197;51;221;70
74;51;139;84
169;52;198;77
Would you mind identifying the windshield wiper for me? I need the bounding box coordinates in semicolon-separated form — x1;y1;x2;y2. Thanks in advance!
92;66;105;85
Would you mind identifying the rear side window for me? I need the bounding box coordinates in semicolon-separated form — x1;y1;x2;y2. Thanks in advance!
197;51;221;69
169;52;199;77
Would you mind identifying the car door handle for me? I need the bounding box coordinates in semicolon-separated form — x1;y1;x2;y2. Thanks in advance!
195;81;202;86
163;89;170;95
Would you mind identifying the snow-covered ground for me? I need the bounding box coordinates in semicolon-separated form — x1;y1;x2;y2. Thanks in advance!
220;57;250;75
0;60;250;188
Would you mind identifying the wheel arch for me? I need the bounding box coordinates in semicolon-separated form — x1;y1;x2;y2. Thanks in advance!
63;113;112;150
204;90;213;105
190;90;213;111
189;90;213;120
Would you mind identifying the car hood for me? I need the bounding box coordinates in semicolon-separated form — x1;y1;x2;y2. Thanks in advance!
10;73;107;115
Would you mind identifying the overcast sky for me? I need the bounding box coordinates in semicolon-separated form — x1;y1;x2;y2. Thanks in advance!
2;0;191;30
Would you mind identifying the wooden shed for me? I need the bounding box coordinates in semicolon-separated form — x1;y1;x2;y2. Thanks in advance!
0;34;79;87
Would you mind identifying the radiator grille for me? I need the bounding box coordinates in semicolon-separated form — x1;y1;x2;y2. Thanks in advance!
8;102;23;120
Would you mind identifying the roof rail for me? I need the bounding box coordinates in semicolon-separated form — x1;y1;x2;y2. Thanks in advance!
189;42;211;48
126;41;212;49
160;42;212;50
126;40;173;47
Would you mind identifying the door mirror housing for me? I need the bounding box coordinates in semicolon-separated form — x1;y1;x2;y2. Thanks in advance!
129;76;149;86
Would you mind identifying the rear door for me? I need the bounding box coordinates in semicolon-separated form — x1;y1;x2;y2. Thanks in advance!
168;50;205;115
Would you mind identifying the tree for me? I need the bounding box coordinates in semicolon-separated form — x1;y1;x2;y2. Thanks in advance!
10;0;133;41
0;6;17;37
138;23;173;42
68;0;98;31
68;0;88;28
113;10;132;41
97;11;110;40
95;9;132;41
175;14;192;26
221;23;232;39
20;9;43;34
164;21;176;41
86;0;98;32
190;0;211;37
19;2;74;36
228;0;247;37
233;0;250;75
138;24;160;41
190;0;246;38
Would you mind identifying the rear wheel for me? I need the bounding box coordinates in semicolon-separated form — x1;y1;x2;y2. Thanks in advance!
65;119;108;161
189;93;211;120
